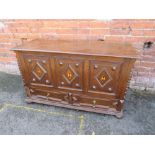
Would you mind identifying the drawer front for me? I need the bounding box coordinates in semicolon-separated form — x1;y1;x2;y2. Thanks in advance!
23;54;54;87
29;88;117;109
89;60;122;95
30;88;68;103
55;57;84;91
71;94;117;109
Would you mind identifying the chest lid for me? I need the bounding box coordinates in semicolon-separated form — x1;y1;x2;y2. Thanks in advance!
11;39;139;58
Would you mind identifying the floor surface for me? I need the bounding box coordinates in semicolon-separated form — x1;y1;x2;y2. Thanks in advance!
0;71;155;135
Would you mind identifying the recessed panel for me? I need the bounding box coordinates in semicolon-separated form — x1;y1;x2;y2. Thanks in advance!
55;57;84;91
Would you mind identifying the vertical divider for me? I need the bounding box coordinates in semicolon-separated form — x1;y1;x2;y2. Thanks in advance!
83;59;89;93
50;55;57;88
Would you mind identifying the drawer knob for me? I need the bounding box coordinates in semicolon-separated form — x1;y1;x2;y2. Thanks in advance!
59;62;63;65
92;85;96;89
75;63;79;67
32;78;36;82
93;100;96;107
112;66;116;71
28;59;32;63
94;65;98;69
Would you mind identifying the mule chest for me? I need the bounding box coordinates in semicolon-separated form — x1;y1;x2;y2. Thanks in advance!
12;39;139;118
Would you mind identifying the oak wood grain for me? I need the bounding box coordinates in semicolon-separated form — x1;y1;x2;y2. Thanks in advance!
12;39;139;118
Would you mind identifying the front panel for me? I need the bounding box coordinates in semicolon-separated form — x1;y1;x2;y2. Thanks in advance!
55;57;84;91
88;59;123;96
23;54;54;87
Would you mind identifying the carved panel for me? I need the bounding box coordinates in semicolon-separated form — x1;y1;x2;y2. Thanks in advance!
63;65;78;84
95;69;112;87
23;54;53;86
56;57;84;91
32;62;47;81
89;60;122;95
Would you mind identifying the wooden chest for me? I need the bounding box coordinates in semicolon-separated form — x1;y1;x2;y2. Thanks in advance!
12;39;139;118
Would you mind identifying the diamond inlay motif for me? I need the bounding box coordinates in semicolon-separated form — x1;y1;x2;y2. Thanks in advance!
63;65;77;84
96;69;111;87
32;62;46;81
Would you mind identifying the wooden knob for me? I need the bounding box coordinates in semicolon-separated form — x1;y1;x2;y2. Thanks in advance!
28;59;32;63
75;83;80;87
94;65;98;69
112;66;116;71
61;81;64;85
92;85;96;89
108;87;112;91
75;63;79;67
46;80;49;84
59;62;63;65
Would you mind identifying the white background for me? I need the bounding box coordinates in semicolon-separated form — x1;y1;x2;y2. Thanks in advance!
0;0;155;19
0;0;155;155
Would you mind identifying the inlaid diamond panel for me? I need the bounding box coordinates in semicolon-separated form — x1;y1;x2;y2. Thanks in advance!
32;62;47;81
63;65;77;84
96;69;112;87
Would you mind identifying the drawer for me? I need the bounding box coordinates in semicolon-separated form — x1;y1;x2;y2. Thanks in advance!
72;94;118;109
29;88;68;103
28;88;117;109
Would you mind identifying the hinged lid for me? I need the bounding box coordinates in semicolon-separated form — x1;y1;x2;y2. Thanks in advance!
11;39;140;58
